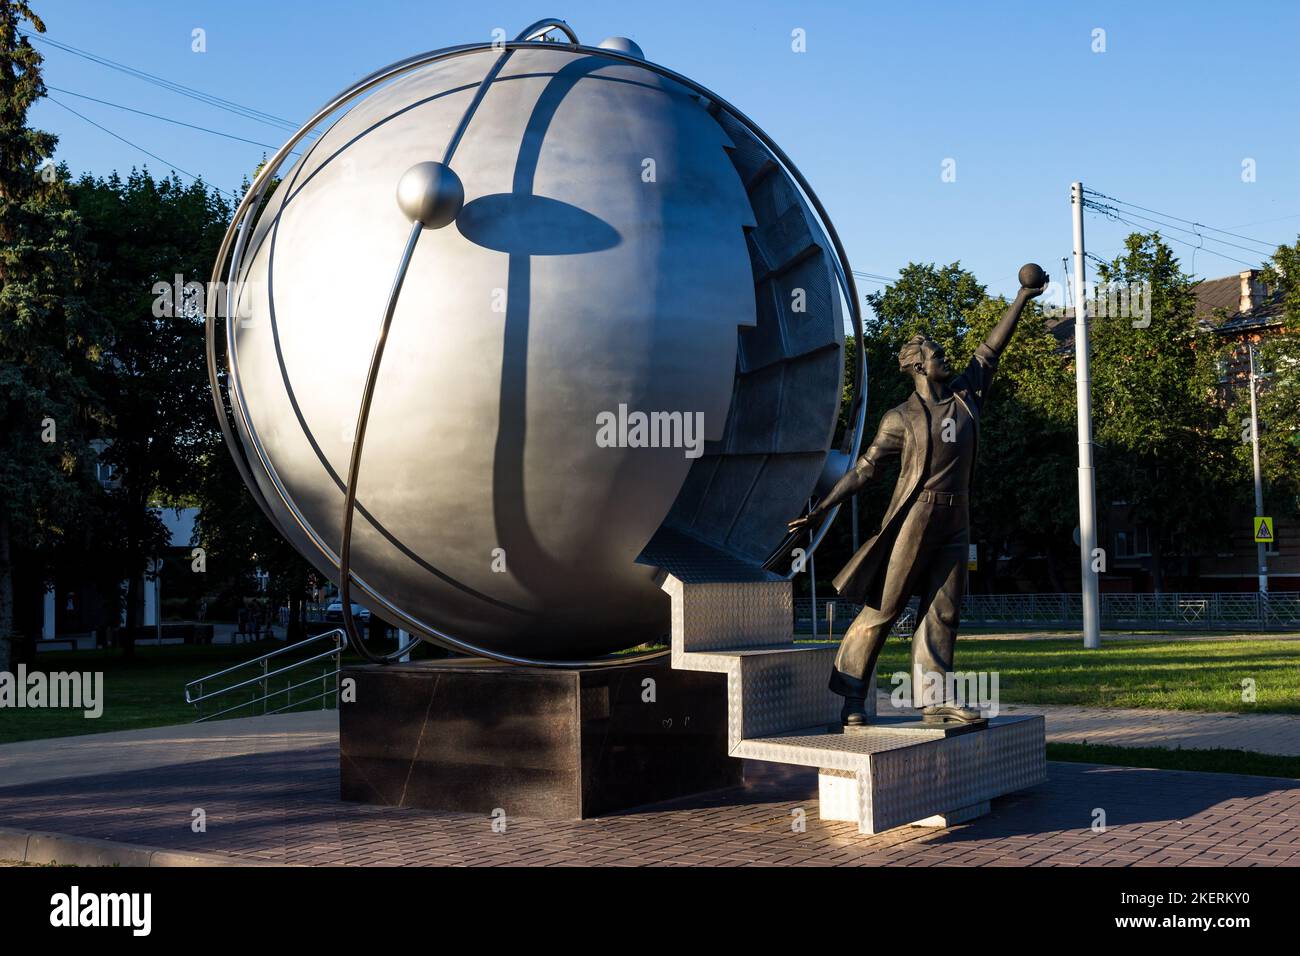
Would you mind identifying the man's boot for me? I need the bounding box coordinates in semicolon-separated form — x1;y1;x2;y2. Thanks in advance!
841;697;870;728
921;701;983;723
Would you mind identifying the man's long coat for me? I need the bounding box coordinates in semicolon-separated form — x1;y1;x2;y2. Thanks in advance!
831;343;1000;606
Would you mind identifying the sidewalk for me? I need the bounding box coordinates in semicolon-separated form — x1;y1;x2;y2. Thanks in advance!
4;695;1296;792
1010;701;1300;756
960;631;1300;643
871;695;1300;757
0;709;1297;867
0;710;337;789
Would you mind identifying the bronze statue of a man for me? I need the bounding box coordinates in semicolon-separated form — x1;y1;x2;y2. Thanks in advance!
790;264;1047;728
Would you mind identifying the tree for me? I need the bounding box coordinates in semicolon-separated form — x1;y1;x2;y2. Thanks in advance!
190;437;319;643
1253;239;1300;509
1092;234;1238;590
854;263;989;528
0;2;94;670
70;168;232;655
963;294;1077;590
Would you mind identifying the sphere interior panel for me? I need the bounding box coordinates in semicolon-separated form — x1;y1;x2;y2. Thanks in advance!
647;104;843;569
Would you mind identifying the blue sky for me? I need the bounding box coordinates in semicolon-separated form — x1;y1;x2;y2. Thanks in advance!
25;0;1300;299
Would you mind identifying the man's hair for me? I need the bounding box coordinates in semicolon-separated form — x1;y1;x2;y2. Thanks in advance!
898;334;934;372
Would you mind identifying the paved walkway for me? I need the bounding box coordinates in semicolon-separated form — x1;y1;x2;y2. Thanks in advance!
0;719;1295;866
1;705;1298;866
0;711;336;788
1008;702;1300;756
874;695;1300;757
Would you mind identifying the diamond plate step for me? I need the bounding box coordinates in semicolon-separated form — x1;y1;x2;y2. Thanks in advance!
662;573;862;747
673;643;848;749
661;573;1047;835
661;574;793;652
764;715;1048;834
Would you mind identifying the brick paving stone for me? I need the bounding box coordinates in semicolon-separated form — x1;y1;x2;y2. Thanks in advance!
1;739;1298;865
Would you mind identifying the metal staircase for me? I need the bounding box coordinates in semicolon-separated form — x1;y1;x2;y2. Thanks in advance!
662;573;1047;834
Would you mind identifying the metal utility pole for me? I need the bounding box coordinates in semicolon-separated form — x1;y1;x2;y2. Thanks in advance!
1248;343;1269;594
1071;182;1102;649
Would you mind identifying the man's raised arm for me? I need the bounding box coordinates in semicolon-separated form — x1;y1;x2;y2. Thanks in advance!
982;263;1048;360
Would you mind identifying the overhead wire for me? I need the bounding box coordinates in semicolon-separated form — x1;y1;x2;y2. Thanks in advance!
1082;196;1262;269
46;85;290;152
1083;187;1281;251
45;95;244;201
22;29;305;134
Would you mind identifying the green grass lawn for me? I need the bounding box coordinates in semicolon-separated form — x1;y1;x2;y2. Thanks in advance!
4;634;1298;747
0;638;442;745
869;636;1300;713
1047;743;1300;779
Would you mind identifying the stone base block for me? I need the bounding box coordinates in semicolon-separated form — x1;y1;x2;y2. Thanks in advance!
339;658;741;820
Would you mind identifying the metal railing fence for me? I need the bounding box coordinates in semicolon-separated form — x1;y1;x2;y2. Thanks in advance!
794;592;1300;635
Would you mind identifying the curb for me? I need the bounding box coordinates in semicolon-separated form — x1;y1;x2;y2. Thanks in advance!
0;826;279;867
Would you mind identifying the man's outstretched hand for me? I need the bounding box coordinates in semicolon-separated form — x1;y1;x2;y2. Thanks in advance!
787;511;819;534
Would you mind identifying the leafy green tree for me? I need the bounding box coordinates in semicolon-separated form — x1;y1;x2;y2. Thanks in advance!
1251;238;1300;509
1093;234;1238;590
863;262;987;416
854;263;989;526
964;295;1077;589
70;169;233;655
190;439;320;642
0;2;94;669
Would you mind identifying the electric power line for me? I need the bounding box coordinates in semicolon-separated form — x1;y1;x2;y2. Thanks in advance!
1083;187;1282;251
21;30;311;137
47;85;289;152
1084;197;1273;260
1084;200;1259;269
45;95;242;201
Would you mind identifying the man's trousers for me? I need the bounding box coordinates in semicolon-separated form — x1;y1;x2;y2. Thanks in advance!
829;497;969;703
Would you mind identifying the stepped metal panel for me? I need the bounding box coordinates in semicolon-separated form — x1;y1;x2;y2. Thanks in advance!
736;646;842;739
662;575;792;653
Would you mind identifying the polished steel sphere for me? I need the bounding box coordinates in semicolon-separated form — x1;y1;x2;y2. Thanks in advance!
395;161;464;228
227;41;847;660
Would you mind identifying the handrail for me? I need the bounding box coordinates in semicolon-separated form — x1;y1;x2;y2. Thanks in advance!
184;629;347;696
184;628;348;721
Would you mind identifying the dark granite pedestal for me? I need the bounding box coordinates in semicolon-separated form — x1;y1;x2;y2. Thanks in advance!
339;658;741;819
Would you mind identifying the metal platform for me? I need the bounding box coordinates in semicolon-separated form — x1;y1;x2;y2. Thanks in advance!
662;573;1047;834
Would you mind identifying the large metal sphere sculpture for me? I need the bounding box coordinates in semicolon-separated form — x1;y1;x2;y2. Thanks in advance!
206;19;865;664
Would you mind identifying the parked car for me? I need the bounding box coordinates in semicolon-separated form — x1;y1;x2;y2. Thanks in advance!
324;601;371;623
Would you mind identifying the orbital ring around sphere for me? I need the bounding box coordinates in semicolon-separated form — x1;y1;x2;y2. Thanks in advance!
205;26;866;666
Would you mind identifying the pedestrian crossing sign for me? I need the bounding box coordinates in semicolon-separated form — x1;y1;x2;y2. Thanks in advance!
1254;516;1274;543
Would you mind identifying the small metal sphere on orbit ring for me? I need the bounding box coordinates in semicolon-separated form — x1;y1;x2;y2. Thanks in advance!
396;161;464;228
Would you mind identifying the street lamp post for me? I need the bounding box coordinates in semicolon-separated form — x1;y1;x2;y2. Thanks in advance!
1248;343;1269;594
